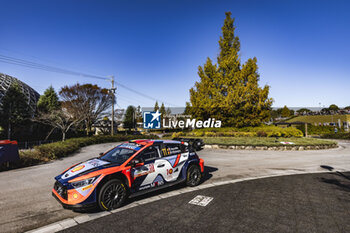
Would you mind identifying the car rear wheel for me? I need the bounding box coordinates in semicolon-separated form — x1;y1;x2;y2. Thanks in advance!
98;179;127;211
186;165;202;187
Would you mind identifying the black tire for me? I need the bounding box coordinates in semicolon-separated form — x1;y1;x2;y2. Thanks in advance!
186;165;202;187
98;179;127;211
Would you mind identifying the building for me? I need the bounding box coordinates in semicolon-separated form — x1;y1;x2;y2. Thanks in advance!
0;73;40;112
287;115;350;131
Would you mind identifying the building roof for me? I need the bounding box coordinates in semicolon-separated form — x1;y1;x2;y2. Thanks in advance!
0;73;40;112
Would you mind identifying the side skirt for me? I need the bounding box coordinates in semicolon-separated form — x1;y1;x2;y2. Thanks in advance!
129;178;186;198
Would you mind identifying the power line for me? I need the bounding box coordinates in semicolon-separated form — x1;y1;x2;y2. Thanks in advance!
117;93;149;105
0;54;107;80
0;47;104;76
117;95;145;106
0;54;178;106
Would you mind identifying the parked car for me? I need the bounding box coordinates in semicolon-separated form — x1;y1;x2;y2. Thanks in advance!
52;139;204;211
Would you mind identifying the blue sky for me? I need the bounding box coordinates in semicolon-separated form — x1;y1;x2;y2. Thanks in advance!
0;0;349;108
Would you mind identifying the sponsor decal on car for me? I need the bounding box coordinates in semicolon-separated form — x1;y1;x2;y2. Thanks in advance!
82;184;93;191
118;143;142;150
132;164;155;178
71;165;85;172
87;160;101;167
62;159;110;179
139;180;164;191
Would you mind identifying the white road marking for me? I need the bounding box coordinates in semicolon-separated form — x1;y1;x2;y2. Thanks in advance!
189;195;213;206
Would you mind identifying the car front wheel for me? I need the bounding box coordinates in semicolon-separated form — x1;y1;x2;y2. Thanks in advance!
98;179;127;211
186;165;202;187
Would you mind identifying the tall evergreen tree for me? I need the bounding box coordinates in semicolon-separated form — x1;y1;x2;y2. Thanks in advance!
135;105;143;122
183;102;192;115
37;86;60;113
281;106;291;117
123;105;136;130
154;101;159;111
36;86;62;140
159;103;166;116
189;12;273;127
0;83;31;139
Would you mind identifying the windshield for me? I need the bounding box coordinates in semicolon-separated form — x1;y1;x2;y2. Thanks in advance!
100;147;136;165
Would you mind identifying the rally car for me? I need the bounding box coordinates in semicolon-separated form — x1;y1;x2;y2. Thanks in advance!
52;139;205;211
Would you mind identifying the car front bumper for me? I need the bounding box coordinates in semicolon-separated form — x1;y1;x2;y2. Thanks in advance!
52;191;96;210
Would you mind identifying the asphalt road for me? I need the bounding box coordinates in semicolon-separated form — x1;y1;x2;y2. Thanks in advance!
60;172;350;233
1;140;350;233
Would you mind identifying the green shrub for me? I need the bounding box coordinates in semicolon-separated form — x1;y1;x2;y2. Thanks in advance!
188;126;303;138
222;132;236;137
0;134;159;172
31;134;158;160
216;132;225;137
161;133;173;138
204;132;216;137
321;132;350;140
297;124;343;135
282;127;303;137
172;132;186;138
235;132;257;137
194;127;238;133
257;131;267;137
194;131;204;137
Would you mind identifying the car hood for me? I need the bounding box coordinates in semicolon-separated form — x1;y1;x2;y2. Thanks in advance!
60;158;110;180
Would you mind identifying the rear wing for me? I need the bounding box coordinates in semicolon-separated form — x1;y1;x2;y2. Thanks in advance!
172;138;205;152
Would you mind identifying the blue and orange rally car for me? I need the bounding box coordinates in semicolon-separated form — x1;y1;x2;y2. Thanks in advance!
52;139;205;211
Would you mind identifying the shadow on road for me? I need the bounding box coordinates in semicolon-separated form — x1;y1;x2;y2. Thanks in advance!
319;166;350;193
320;177;350;192
74;165;219;213
202;165;218;183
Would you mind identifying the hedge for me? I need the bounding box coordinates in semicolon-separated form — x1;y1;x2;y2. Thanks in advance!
296;124;344;135
173;126;303;138
34;135;158;160
1;135;158;171
321;132;350;140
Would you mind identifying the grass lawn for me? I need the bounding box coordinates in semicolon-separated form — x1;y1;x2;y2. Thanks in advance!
181;137;337;147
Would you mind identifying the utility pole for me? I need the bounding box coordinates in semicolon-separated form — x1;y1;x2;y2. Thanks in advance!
110;76;116;136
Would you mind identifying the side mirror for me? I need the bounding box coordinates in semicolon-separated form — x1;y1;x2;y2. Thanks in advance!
130;158;142;167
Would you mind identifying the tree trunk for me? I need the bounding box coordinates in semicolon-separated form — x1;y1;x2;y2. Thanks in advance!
8;104;12;140
45;127;56;141
86;120;89;136
7;121;11;140
62;131;66;141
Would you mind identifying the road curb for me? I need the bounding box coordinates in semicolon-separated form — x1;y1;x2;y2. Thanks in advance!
25;170;338;233
204;144;338;150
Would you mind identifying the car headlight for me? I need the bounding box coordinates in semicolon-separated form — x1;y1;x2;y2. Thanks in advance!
71;176;100;189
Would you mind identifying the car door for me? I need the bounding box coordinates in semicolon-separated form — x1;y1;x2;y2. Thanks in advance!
130;145;161;191
158;143;189;183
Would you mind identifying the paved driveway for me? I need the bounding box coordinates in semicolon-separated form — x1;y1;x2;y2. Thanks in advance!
60;172;350;233
0;140;349;233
